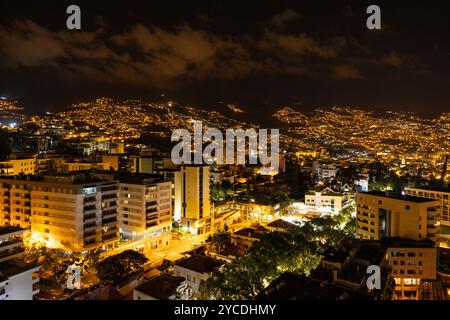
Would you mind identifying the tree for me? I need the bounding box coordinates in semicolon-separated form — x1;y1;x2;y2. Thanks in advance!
335;166;359;185
96;257;127;285
212;182;227;202
95;250;148;285
199;207;355;299
206;230;231;253
0;130;11;160
270;184;292;209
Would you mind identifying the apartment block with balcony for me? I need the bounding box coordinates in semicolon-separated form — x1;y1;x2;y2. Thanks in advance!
118;174;172;250
0;173;120;252
382;238;437;300
0;227;40;300
356;191;441;245
356;191;441;300
405;186;450;241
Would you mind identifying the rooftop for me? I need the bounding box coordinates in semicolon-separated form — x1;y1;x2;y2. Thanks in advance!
134;274;185;300
257;272;374;300
115;173;168;185
359;191;439;203
407;185;450;193
233;226;268;239
0;262;40;282
175;255;223;274
267;219;296;230
0;226;24;236
380;237;435;248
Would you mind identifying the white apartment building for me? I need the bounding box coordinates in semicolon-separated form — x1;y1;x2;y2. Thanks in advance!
174;255;223;298
0;227;40;300
305;187;348;213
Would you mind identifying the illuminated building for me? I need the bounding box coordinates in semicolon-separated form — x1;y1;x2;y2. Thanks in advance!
174;255;223;298
356;191;440;244
356;191;441;299
305;187;349;213
111;142;125;154
0;157;37;176
174;165;212;234
313;161;337;182
0;227;40;300
233;200;280;224
81;139;111;155
405;187;450;240
384;238;437;300
59;161;109;173
101;154;130;172
0;173;119;251
117;175;172;250
130;155;177;174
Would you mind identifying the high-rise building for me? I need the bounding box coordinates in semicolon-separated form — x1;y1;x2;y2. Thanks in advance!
405;186;450;240
356;191;441;300
174;165;212;234
356;191;440;245
117;175;172;250
0;173;119;251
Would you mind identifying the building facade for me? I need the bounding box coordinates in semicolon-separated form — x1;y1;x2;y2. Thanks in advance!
0;173;120;251
0;227;40;300
405;187;450;238
356;191;441;300
118;175;172;250
356;191;440;245
174;165;212;235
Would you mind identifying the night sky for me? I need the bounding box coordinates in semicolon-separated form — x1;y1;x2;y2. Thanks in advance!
0;0;449;115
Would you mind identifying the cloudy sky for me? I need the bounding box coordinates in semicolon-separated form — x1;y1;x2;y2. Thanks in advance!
0;0;449;115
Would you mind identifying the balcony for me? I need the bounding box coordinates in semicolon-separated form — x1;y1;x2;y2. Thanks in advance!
32;283;40;296
427;226;439;236
83;214;97;222
83;223;97;231
0;247;25;263
0;239;23;250
32;273;40;285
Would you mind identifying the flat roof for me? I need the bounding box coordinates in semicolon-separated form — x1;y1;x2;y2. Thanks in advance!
115;173;169;185
135;274;185;299
175;255;223;274
0;226;24;236
380;237;435;248
0;263;39;281
407;186;450;193
256;272;373;300
358;191;439;203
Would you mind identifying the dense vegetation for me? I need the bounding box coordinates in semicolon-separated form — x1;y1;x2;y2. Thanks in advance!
199;205;356;299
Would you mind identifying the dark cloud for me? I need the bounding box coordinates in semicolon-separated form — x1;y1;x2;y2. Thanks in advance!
0;15;392;88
